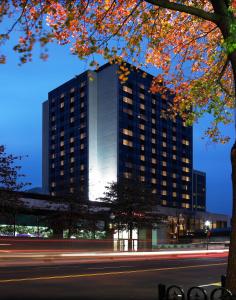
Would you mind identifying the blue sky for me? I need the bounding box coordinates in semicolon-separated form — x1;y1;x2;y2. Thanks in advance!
0;39;234;216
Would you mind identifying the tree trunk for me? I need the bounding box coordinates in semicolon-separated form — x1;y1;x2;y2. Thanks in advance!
226;142;236;294
226;50;236;295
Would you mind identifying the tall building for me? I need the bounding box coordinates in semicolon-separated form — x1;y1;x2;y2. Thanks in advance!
193;169;206;211
43;62;193;209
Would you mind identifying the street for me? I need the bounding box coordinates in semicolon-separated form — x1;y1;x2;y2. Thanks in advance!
0;249;227;300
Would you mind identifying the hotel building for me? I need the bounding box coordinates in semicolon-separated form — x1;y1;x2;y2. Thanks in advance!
43;62;193;209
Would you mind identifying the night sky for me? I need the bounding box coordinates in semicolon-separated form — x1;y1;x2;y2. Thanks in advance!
0;40;234;216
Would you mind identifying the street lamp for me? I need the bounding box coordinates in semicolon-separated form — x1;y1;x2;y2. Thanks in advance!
204;220;211;250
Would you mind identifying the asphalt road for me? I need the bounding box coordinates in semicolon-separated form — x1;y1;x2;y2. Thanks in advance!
0;255;227;300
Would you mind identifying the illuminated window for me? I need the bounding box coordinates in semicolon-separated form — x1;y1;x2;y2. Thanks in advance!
51;135;55;141
172;154;177;160
60;160;64;166
140;165;145;171
173;145;177;151
123;139;133;147
140;134;145;141
123;128;133;136
51;144;55;150
70;107;75;113
81;91;85;98
172;136;177;142
81;81;86;88
70;147;74;153
172;192;177;197
60;102;64;109
81;102;85;108
182;176;190;182
162;171;167;176
182;167;190;172
80;112;85;118
70;137;75;143
70;97;75;103
140;176;145;182
152;108;155;114
162;200;167;205
123;108;133;115
69;187;74;193
152;118;156;124
139;84;145;89
51;182;56;187
182;203;190;208
124;172;132;179
161;190;167;196
162;180;167;186
152;138;156;144
152;189;157;194
80;132;86;139
141;144;145;151
182;139;190;146
51;163;55;169
80;143;85;150
162;132;167;138
123;86;132;94
80;164;85;171
162;152;167;157
140;103;145;110
139;93;145;99
52;115;56;122
173;182;177;188
182;157;190;163
60;170;64;176
60;131;64;137
70;167;74;173
70;157;75;163
172;173;177;178
151;178;157;184
162;142;167;147
182;194;190;200
140;155;145;161
60;141;64;147
152;98;156;104
152;128;156;134
70;178;74;183
123;97;133;105
60;150;65;156
152;158;157;164
162;161;167;167
139;124;145;130
152;148;156;154
152;168;156;174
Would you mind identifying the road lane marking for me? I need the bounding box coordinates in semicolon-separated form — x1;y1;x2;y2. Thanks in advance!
199;282;221;287
87;265;137;270
0;262;227;284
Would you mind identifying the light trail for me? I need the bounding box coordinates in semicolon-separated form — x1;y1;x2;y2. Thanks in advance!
0;262;227;284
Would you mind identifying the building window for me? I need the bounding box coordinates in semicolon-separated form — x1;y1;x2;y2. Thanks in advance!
140;176;145;182
123;108;133;115
151;178;157;184
162;161;167;167
152;148;156;154
162;152;167;157
162;171;167;176
139;124;145;130
152;158;157;164
152;138;156;144
70;157;75;163
60;141;64;147
70;107;75;113
182;167;190;172
182;175;190;182
140;155;145;161
80;164;85;171
140;134;145;141
70;97;75;103
60;160;64;166
123;128;133;136
140;103;145;110
124;172;132;179
152;168;156;174
162;180;167;186
123;86;132;94
70;147;74;153
172;192;177;197
123;139;133;147
80;132;86;139
139;93;145;99
161;190;167;196
162;142;167;147
60;102;64;109
140;165;145;171
182;139;190;146
70;137;75;143
152;118;156;124
123;97;133;105
182;157;190;163
162;200;167;206
60;150;65;156
162;132;167;138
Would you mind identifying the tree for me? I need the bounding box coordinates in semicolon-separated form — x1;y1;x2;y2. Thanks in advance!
1;0;236;290
0;145;30;236
100;178;163;250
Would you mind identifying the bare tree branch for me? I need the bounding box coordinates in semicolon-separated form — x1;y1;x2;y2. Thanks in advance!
144;0;221;24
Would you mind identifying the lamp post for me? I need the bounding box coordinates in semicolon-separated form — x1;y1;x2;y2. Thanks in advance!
204;220;211;250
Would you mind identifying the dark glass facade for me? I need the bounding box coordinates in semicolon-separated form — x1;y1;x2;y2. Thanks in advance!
193;169;206;211
47;72;88;197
